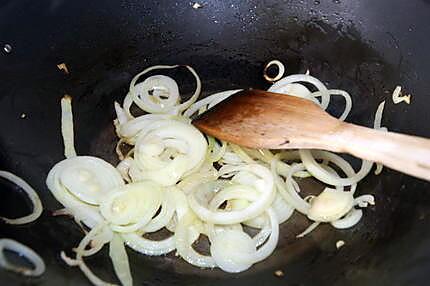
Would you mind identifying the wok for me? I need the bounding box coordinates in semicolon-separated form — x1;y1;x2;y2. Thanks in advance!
1;0;430;285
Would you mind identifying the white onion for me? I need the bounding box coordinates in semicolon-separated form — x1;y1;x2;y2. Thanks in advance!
174;212;216;268
189;164;275;224
122;233;175;256
47;63;382;281
210;230;255;272
311;89;352;121
109;234;133;286
61;95;77;158
124;65;201;116
0;170;42;225
209;208;279;272
307;188;354;222
0;239;45;276
299;149;373;187
272;161;310;214
296;222;320;238
374;101;387;175
331;208;363;229
100;181;162;233
131;119;207;186
46;156;124;228
268;74;330;109
392;85;411;104
184;89;241;118
263;60;285;82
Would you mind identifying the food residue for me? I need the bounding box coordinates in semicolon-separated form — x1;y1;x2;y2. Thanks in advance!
392;86;411;104
192;2;203;9
274;269;285;277
336;240;345;249
57;63;69;74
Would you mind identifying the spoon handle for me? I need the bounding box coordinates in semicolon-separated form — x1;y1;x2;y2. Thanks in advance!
331;123;430;181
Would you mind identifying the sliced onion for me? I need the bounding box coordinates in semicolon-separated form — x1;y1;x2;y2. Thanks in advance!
122;233;175;256
189;164;275;224
100;181;162;233
374;101;387;175
331;208;363;229
131;119;207;186
296;222;320;238
124;65;201;116
0;171;42;224
392;85;411;104
142;187;176;232
209;208;279;272
307;188;354;222
61;95;77;158
47;156;124;205
210;230;255;272
0;239;45;276
268;74;330;109
116;113;175;144
109;234;133;286
184;89;241;118
271;161;310;214
174;212;216;268
47;63;382;279
299;149;373;187
311;89;352;121
263;60;285;82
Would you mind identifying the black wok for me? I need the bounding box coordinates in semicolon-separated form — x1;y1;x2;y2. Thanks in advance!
1;0;430;285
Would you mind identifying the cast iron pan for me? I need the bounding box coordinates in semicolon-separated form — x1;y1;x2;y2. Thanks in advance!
1;0;430;285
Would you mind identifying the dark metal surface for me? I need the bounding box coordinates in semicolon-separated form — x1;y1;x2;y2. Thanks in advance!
0;0;430;285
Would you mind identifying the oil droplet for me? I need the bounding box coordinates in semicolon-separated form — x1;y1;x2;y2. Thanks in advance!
3;44;12;53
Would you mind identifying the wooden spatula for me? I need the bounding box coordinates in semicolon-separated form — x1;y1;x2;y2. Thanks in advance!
192;89;430;181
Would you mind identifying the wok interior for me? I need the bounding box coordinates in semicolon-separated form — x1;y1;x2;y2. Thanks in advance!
1;1;430;285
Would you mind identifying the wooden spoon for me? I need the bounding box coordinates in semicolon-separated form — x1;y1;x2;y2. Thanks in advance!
192;89;430;181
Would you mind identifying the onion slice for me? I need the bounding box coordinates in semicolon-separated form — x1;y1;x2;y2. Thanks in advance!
109;234;133;286
0;239;45;276
0;170;42;224
61;95;77;158
264;60;285;82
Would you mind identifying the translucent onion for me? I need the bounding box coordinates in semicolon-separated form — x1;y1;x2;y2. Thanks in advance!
0;170;42;225
268;74;330;109
0;239;45;276
46;156;124;228
131;119;207;186
109;234;133;286
374;101;387;175
263;60;285;82
307;188;354;222
331;208;363;229
122;233;176;256
61;95;77;158
99;181;162;233
174;212;216;268
311;89;352;121
392;85;411;104
47;62;382;281
299;149;373;187
124;65;201;116
184;89;241;118
189;164;275;224
209;208;279;272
